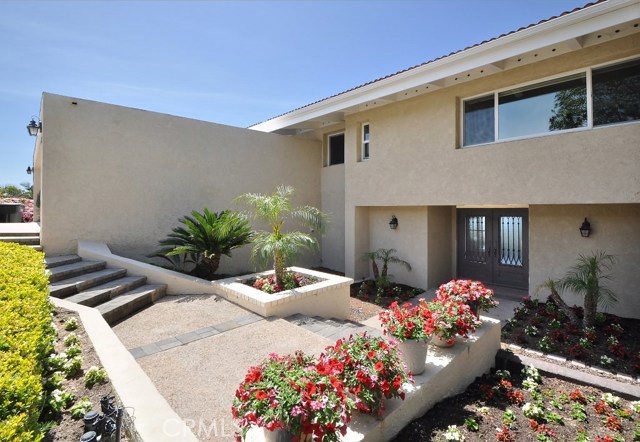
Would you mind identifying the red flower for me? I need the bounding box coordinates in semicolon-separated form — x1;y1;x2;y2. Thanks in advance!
374;361;384;372
255;390;268;401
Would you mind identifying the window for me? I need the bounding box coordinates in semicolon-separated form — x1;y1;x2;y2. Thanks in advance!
462;58;640;147
593;58;640;126
361;123;370;160
499;74;587;140
327;132;344;165
463;95;494;146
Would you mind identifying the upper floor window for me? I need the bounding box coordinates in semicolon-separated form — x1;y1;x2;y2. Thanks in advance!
327;132;344;166
462;58;639;147
361;123;370;160
593;58;640;126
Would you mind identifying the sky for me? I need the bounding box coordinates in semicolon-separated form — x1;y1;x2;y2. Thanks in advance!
0;0;591;187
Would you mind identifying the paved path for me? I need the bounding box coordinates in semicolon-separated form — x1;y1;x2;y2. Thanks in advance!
112;289;521;441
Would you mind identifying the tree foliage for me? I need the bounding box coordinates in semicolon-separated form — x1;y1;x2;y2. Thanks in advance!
236;185;328;286
155;208;253;279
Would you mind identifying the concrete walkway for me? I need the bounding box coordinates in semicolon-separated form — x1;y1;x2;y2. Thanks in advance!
0;222;40;234
111;288;520;442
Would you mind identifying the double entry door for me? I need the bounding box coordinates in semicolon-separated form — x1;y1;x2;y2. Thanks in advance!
456;209;529;289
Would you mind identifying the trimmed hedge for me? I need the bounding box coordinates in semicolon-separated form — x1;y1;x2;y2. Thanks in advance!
0;243;53;441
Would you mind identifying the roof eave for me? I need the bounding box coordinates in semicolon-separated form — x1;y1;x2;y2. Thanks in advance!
250;0;639;133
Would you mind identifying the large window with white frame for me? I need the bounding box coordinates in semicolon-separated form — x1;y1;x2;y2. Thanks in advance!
326;132;345;166
361;123;370;160
462;57;640;147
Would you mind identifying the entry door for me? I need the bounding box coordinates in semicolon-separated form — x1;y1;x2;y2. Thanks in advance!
457;209;529;289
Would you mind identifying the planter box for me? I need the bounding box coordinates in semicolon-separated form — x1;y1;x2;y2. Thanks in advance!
214;267;352;319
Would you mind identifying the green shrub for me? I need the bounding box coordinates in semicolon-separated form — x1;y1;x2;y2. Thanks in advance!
84;366;108;387
0;243;53;441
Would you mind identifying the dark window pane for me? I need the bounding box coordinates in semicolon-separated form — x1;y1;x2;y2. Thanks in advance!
499;74;586;139
464;95;494;146
329;133;344;165
593;58;640;126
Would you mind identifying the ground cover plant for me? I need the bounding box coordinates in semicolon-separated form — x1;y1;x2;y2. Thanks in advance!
392;364;640;442
42;309;124;442
502;296;640;378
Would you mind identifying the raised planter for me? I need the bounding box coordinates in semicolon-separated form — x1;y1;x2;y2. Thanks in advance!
214;267;352;319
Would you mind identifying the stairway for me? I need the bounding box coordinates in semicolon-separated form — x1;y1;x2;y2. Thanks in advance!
0;223;42;251
46;254;166;325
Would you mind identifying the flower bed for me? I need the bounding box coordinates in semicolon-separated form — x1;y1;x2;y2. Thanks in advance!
392;364;640;442
215;267;352;319
502;297;640;378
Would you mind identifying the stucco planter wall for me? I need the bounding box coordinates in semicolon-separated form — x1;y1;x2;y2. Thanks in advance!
214;267;352;320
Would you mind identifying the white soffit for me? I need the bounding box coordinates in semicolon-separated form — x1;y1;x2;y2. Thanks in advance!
251;0;640;134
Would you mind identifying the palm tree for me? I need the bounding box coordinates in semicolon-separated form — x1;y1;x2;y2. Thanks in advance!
235;185;328;286
155;208;253;279
361;248;411;288
560;251;617;329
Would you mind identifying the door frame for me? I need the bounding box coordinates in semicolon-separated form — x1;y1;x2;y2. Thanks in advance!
456;208;529;290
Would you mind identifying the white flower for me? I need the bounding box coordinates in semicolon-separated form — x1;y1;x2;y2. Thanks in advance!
601;392;620;408
444;425;464;441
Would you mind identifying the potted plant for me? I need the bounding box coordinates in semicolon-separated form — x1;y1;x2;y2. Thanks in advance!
318;333;412;418
426;298;481;347
435;279;498;317
378;300;435;374
232;352;354;442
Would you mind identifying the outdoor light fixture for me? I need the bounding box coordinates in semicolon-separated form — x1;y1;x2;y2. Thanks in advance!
389;215;398;230
27;117;41;136
579;218;591;238
26;166;33;175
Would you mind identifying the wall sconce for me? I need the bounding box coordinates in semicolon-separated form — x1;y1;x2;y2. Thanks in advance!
26;166;33;175
27;117;41;136
389;215;398;230
579;218;591;238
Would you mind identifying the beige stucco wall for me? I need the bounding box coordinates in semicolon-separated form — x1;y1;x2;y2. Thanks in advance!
40;93;322;274
321;163;345;272
530;204;640;319
427;206;453;289
332;35;639;315
340;34;639;208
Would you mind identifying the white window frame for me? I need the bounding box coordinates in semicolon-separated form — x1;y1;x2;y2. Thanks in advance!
460;56;640;148
361;123;370;160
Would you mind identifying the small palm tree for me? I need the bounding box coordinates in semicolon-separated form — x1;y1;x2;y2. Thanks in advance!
155;208;253;279
560;251;617;329
361;248;411;287
236;185;328;286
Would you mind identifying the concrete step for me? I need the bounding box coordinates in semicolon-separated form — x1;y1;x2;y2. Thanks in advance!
0;231;40;237
65;275;148;307
29;245;43;251
45;254;82;269
285;314;383;341
0;235;40;245
97;284;167;325
48;260;106;283
49;268;128;298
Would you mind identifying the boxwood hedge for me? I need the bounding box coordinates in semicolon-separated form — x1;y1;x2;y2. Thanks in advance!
0;242;54;441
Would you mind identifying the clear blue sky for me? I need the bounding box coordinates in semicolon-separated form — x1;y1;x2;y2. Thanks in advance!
1;0;590;187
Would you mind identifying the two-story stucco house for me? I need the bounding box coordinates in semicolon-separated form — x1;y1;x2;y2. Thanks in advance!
33;0;640;317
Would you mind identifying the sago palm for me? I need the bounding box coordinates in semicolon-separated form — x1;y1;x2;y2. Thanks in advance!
236;185;329;286
156;208;253;279
560;251;617;329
